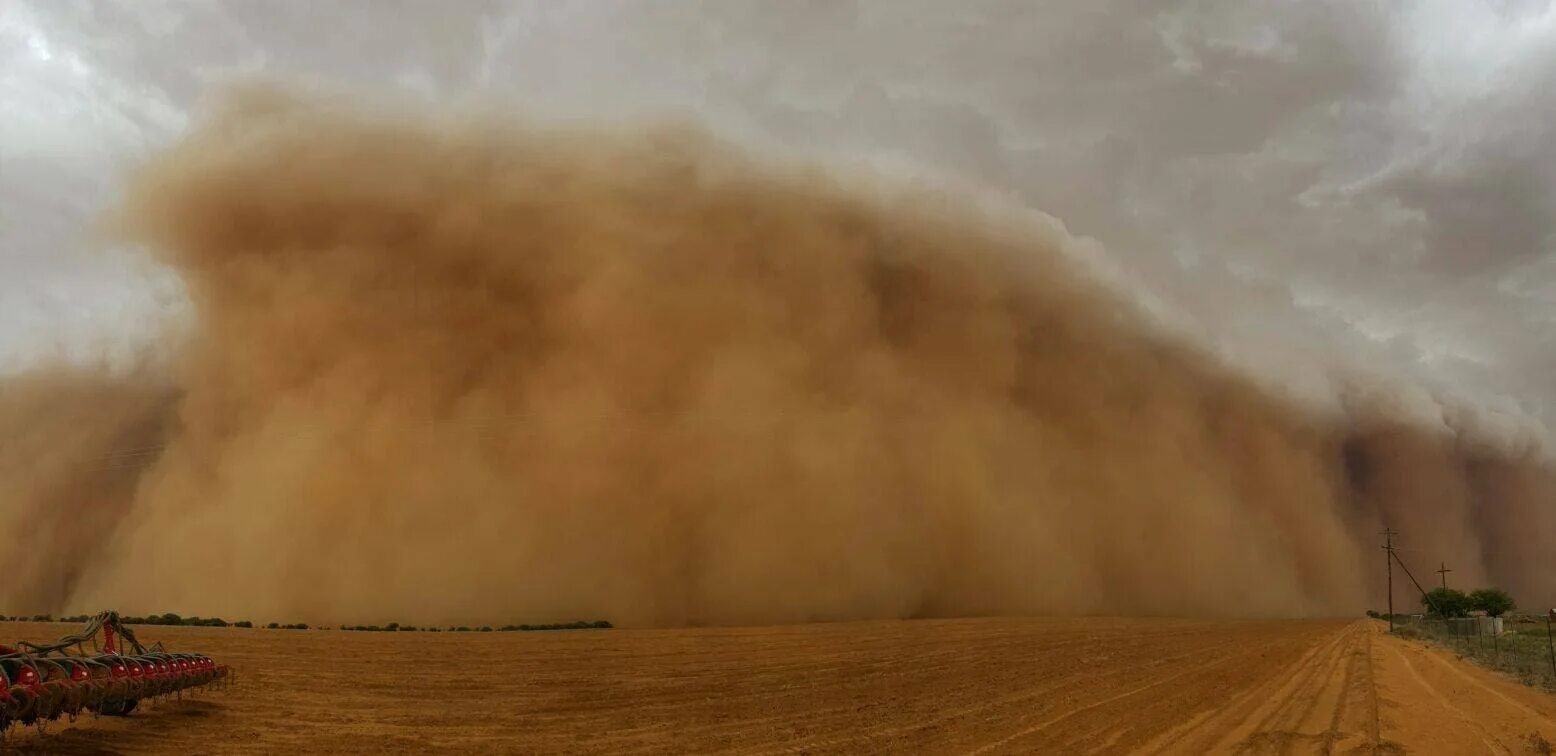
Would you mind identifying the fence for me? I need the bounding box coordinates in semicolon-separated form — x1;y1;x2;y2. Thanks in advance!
1395;611;1556;691
1443;616;1501;636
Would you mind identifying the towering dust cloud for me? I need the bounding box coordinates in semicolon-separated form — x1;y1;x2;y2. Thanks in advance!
2;91;1553;626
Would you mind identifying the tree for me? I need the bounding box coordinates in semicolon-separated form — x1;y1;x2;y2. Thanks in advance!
1469;588;1516;617
1421;588;1472;618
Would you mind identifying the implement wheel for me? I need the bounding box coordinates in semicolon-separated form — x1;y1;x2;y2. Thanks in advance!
97;698;139;717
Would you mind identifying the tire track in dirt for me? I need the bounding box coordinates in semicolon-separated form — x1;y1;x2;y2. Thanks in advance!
1394;643;1505;754
1227;621;1376;753
673;624;1224;753
1231;623;1356;745
1371;622;1556;755
1139;620;1380;754
1366;623;1383;747
966;621;1353;754
754;624;1286;755
1416;642;1555;724
970;635;1294;754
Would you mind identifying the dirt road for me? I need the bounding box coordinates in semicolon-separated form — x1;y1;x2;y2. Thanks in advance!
3;617;1554;753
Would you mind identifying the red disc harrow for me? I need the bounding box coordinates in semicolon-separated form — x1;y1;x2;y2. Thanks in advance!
1;610;229;732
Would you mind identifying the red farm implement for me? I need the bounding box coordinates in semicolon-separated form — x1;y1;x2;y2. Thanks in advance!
1;610;228;732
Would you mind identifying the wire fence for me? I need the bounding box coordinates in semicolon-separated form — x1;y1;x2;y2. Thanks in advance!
1392;612;1556;691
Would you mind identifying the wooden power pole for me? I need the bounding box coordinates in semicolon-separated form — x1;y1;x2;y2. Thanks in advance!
1436;562;1453;591
1382;528;1399;631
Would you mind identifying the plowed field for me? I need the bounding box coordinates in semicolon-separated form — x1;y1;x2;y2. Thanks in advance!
3;618;1554;753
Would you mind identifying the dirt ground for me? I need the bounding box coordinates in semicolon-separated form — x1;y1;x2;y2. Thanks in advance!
3;617;1554;753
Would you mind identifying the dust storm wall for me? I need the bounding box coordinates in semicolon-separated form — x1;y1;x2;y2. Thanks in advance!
2;91;1551;625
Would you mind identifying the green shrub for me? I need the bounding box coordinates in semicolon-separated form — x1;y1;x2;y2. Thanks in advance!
1469;588;1516;618
1422;588;1472;618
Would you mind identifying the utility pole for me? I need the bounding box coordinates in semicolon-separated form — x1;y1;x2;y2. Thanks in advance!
1382;528;1399;632
1436;562;1452;591
1545;609;1556;680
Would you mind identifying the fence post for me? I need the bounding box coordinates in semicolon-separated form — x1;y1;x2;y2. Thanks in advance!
1546;610;1556;681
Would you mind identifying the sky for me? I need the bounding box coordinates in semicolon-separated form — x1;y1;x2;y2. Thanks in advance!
2;0;1553;437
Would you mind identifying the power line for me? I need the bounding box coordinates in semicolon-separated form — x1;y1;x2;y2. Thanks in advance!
1388;539;1454;633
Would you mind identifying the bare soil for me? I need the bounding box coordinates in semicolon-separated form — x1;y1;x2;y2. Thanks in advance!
3;617;1553;753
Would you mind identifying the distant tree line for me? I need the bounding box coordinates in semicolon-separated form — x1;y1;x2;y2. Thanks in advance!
1;613;612;632
0;612;251;627
125;613;254;627
341;620;612;632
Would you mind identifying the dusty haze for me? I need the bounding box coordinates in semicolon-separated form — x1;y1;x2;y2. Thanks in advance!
1;91;1552;626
